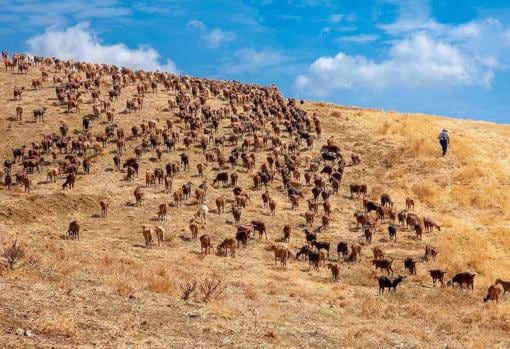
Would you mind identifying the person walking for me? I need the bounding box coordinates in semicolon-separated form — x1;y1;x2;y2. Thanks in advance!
438;129;449;157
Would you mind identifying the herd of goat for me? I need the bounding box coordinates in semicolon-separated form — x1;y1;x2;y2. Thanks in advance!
1;51;509;303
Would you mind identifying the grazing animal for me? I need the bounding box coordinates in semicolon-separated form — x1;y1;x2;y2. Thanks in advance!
424;244;438;261
403;257;417;275
364;226;375;245
235;229;250;247
251;220;267;240
200;234;212;255
337;242;349;257
397;210;407;226
68;220;80;240
388;224;397;242
345;244;361;263
195;204;209;225
215;195;225;214
429;269;447;287
16;106;23;121
405;197;415;211
372;258;394;275
308;251;320;270
142;226;153;249
213;172;229;187
327;263;340;282
380;193;393;207
217;238;236;257
134;186;144;206
189;220;199;240
495;279;510;295
483;284;503;303
447;272;476;290
268;199;276;216
413;223;423;240
100;197;110;217
372;246;385;259
423;217;441;233
406;212;420;228
158;203;168;221
282;225;291;243
271;244;292;267
154;226;165;246
311;241;330;256
62;173;76;190
349;184;367;198
378;275;405;293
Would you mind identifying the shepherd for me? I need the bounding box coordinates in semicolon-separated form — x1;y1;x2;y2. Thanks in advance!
438;129;449;157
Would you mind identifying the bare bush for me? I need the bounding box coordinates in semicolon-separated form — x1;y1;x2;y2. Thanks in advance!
179;280;197;301
199;279;224;303
1;239;37;271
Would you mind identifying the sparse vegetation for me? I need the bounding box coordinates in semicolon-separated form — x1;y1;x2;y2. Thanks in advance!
179;279;197;300
0;55;510;349
199;279;224;303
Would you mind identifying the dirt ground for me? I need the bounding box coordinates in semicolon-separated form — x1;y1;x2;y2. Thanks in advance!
0;64;510;349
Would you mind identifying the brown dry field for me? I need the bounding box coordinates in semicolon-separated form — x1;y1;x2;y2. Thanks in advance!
0;65;510;349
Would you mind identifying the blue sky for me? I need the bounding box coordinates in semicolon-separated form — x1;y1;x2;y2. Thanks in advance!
1;0;510;123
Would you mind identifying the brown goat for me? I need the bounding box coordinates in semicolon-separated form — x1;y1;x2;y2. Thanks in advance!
158;203;168;221
327;263;340;282
200;234;212;255
282;224;291;243
372;258;394;275
495;279;510;295
483;284;502;303
372;246;385;259
217;238;236;257
142;226;152;249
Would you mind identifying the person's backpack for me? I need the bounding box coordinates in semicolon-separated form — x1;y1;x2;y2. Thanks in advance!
439;132;448;141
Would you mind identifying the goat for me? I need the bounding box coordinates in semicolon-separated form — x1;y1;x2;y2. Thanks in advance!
447;272;476;290
378;275;405;293
327;263;340;282
403;257;417;275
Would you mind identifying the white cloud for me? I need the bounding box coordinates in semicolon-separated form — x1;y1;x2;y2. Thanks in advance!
297;12;510;96
188;19;206;31
204;29;236;48
26;23;177;72
221;48;284;74
187;21;236;48
336;34;379;43
330;14;343;23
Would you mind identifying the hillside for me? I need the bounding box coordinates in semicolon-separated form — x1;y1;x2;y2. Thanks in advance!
0;57;510;349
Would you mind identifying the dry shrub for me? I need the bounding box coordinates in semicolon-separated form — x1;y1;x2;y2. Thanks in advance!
2;238;25;270
145;274;173;294
200;279;224;303
411;182;437;206
454;164;485;185
34;311;76;339
115;279;135;297
451;184;509;212
383;148;403;168
407;135;428;156
243;285;258;300
179;279;197;300
330;111;342;118
100;255;113;267
377;120;390;135
1;238;38;271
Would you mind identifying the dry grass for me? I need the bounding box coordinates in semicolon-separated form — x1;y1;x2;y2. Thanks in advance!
0;66;510;348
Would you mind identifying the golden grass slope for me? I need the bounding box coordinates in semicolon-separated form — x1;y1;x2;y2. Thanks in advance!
0;66;510;348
